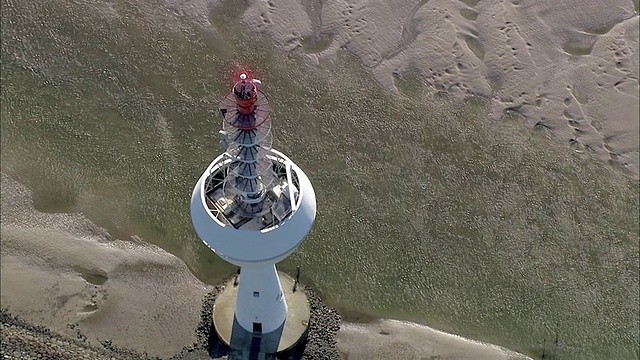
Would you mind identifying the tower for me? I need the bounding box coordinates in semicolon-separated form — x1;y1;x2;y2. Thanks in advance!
190;73;316;354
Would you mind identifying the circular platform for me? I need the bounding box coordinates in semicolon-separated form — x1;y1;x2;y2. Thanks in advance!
212;271;310;354
190;150;317;267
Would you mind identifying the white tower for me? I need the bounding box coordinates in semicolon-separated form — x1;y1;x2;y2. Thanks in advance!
190;73;316;346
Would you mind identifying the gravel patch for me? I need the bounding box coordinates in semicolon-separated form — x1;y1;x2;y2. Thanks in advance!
0;309;154;360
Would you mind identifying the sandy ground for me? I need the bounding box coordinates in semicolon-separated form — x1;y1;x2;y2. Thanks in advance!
0;171;531;359
338;320;530;360
0;173;211;358
240;0;639;180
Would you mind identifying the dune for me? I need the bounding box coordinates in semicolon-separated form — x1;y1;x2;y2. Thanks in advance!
241;0;639;180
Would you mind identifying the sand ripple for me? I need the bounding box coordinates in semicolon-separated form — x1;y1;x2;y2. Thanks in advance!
241;0;639;180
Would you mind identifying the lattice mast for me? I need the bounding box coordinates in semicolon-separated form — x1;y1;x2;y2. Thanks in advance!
218;73;275;218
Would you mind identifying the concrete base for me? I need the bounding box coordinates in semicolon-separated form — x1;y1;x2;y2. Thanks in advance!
212;271;310;355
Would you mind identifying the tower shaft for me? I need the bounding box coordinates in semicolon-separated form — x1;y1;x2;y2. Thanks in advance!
235;264;287;334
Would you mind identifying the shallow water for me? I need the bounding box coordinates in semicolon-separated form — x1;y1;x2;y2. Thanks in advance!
1;0;638;359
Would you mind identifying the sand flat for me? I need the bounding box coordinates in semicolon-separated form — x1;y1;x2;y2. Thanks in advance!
1;0;637;358
242;0;639;180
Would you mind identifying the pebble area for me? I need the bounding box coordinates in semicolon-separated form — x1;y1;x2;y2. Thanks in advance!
0;310;149;360
1;278;342;360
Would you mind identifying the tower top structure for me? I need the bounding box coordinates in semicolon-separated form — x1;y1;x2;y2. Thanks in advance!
190;73;316;266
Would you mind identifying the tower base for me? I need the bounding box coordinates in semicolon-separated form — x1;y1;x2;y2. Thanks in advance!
212;271;311;355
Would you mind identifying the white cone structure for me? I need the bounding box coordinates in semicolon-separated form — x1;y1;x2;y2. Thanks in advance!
191;76;316;336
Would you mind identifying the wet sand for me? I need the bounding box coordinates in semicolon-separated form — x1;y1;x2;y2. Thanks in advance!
0;173;531;359
338;320;530;360
0;173;210;358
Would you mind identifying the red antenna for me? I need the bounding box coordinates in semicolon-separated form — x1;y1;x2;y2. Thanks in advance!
234;73;258;115
218;72;271;131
